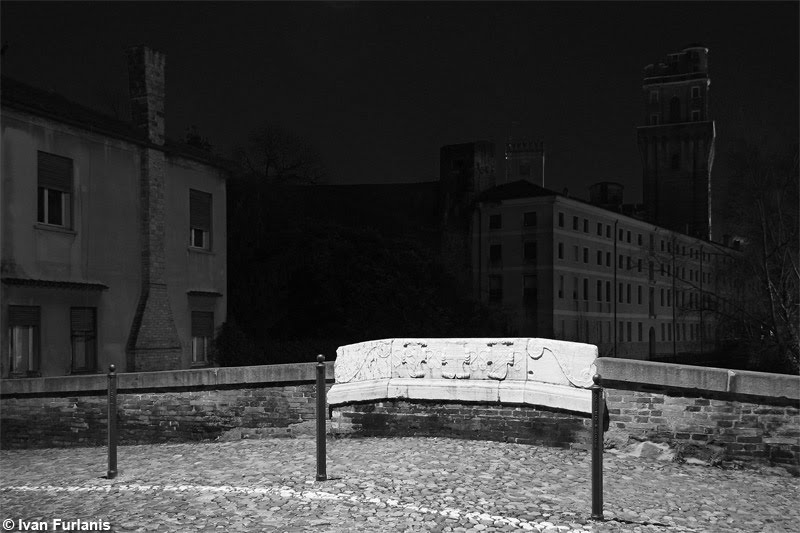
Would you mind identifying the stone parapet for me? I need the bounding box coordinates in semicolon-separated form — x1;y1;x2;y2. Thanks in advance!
328;338;597;414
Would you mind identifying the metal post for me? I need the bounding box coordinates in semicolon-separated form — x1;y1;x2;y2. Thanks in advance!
315;354;327;481
107;364;118;480
591;373;604;520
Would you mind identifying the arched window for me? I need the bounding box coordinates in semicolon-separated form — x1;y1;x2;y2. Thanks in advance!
669;96;681;123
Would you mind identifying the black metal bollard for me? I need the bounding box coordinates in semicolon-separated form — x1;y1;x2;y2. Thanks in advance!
591;373;604;520
315;354;327;481
107;364;118;479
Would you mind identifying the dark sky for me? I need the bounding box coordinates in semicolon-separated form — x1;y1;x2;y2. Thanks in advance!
2;1;798;204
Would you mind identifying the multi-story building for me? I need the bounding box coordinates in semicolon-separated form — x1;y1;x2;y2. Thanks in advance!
471;181;725;359
637;45;716;240
1;46;228;378
455;46;726;360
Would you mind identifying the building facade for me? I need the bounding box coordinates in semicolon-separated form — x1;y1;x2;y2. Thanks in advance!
637;45;716;240
1;46;228;378
471;181;727;360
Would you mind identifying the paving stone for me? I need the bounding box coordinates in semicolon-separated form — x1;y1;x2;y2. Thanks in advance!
1;437;798;532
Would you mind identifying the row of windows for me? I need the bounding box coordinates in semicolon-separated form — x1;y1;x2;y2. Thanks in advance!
5;305;213;376
488;211;538;230
35;151;214;250
557;213;648;248
648;87;702;104
560;319;709;344
488;275;538;305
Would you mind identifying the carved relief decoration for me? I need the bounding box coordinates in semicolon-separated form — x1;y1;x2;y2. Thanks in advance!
335;340;392;383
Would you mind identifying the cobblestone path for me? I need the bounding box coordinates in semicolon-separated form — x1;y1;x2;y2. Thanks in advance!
1;437;797;532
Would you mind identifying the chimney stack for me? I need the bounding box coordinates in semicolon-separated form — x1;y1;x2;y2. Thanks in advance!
125;46;181;372
126;46;165;145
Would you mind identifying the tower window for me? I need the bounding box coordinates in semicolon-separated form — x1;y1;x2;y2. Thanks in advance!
691;110;701;122
691;86;700;98
523;211;537;227
649;90;659;104
489;214;502;229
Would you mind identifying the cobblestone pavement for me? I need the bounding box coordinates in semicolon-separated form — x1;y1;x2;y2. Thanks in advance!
1;437;798;533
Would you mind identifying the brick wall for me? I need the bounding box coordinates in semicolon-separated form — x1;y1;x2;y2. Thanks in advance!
331;400;590;449
0;363;333;449
603;388;799;464
596;358;799;467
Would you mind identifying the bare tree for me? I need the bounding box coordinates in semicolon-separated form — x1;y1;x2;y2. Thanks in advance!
235;123;325;184
711;141;799;372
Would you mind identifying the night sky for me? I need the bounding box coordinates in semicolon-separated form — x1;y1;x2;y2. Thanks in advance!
2;1;797;205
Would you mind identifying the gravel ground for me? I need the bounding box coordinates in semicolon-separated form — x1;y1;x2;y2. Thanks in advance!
1;436;798;532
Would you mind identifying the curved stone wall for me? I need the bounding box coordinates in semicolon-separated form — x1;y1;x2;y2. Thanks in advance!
328;338;598;414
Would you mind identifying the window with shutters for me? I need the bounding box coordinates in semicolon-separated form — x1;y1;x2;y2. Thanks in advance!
37;152;73;228
191;311;214;364
71;307;96;373
7;306;40;376
189;189;212;250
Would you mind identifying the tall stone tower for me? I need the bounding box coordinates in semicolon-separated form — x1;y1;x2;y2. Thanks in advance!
637;45;716;240
505;139;545;186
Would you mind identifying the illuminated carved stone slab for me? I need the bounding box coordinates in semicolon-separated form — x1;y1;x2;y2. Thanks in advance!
328;338;598;413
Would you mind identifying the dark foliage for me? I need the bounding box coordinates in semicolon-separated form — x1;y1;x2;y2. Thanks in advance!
221;175;511;366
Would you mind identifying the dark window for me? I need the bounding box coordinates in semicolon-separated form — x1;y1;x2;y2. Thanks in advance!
489;276;503;303
71;308;97;373
489;244;502;265
583;278;589;300
637;234;643;246
523;275;538;307
558;242;564;259
583;247;589;264
191;311;214;364
37;152;73;228
691;86;700;98
637;285;642;305
627;231;631;243
573;216;579;230
605;281;611;303
596;250;602;265
524;241;537;263
691;110;701;122
523;211;537;227
489;214;502;230
190;189;212;250
618;228;623;241
573;277;579;300
637;259;642;273
606;225;611;238
583;219;589;233
596;223;603;236
618;283;623;303
626;284;631;303
638;322;643;342
8;306;40;376
596;280;602;302
558;276;564;299
558;212;564;227
669;96;681;122
606;252;611;267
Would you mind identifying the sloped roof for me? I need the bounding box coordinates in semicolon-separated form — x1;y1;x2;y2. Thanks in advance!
1;75;231;170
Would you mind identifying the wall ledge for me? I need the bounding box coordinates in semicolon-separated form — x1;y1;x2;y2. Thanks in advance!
0;362;335;396
596;358;800;401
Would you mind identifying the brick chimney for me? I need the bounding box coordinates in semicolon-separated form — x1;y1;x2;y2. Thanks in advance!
125;46;182;371
126;46;165;145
